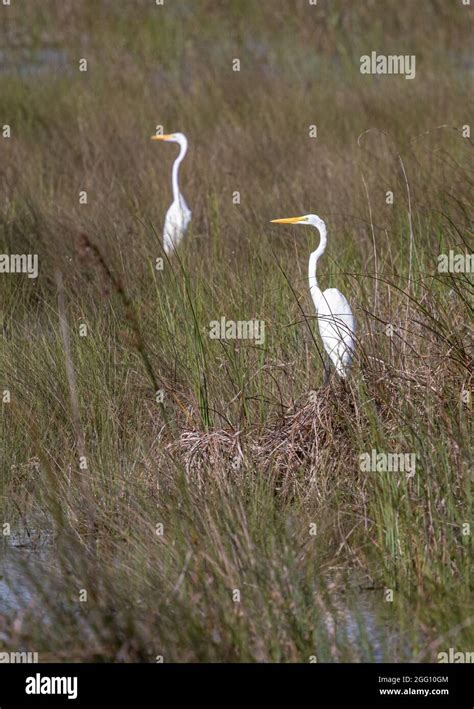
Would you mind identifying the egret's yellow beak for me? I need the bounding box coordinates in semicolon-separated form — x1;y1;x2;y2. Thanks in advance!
270;216;307;224
150;134;173;141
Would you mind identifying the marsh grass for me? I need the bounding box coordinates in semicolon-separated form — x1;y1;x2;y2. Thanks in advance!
0;0;473;661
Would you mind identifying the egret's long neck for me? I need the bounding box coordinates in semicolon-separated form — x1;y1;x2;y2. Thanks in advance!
308;223;327;312
172;140;187;202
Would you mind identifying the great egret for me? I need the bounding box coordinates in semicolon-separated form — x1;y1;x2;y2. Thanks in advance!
271;214;355;381
150;132;191;254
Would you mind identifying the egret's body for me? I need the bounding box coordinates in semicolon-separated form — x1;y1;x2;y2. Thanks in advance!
162;195;192;255
151;132;191;254
271;214;355;380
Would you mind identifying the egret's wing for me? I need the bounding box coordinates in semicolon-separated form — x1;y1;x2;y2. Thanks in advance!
163;199;191;254
317;289;356;376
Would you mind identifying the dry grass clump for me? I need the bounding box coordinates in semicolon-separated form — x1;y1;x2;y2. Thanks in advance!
256;391;356;480
167;428;245;481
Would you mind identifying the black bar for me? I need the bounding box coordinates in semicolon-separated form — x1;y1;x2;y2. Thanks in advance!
0;663;472;707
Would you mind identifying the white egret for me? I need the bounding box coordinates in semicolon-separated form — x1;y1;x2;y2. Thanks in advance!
150;132;191;254
271;214;355;381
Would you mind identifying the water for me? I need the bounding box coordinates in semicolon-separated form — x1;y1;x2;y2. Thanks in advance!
0;48;68;76
0;532;53;614
321;592;401;662
0;534;403;661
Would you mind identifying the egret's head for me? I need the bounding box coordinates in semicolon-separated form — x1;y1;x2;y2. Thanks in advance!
150;132;187;146
271;214;325;231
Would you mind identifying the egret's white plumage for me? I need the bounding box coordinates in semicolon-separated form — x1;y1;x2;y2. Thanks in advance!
271;214;355;379
151;132;191;254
